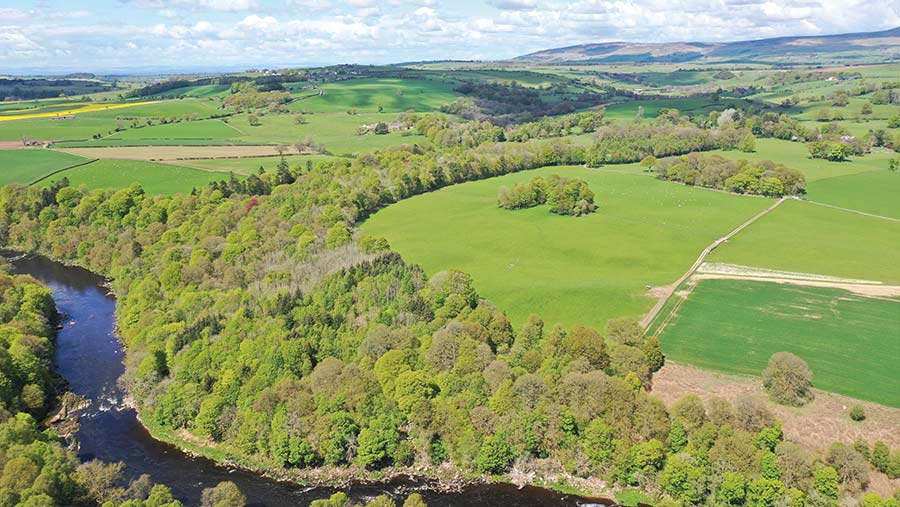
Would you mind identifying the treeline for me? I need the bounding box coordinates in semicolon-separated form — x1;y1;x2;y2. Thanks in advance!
585;124;751;166
0;78;111;101
498;175;596;216
650;153;806;196
0;270;205;507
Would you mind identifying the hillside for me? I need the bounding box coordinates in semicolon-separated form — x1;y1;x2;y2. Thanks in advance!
516;26;900;64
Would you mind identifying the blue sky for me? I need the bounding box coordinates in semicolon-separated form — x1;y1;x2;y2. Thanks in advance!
3;0;900;73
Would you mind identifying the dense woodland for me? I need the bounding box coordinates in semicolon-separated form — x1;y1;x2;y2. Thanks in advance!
0;122;897;507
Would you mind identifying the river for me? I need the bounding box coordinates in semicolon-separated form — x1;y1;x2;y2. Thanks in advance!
8;253;614;507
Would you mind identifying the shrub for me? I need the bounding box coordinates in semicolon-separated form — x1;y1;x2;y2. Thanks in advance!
849;405;866;422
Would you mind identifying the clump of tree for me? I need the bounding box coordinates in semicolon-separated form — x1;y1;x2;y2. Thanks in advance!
652;152;806;196
498;174;596;216
444;81;605;126
762;352;813;406
808;140;854;161
224;90;291;111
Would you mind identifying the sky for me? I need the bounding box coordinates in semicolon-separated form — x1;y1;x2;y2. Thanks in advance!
3;0;900;74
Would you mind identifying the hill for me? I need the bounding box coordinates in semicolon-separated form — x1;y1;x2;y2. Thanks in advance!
516;26;900;64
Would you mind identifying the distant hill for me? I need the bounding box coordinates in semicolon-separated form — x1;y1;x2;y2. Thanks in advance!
515;27;900;64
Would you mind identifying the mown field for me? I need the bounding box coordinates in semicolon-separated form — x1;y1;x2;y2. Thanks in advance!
659;279;900;407
176;154;336;175
364;165;770;329
0;149;89;186
41;159;233;195
710;199;900;283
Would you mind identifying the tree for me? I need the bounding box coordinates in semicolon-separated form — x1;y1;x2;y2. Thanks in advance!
762;352;813;406
374;122;389;135
583;419;617;466
567;324;608;369
861;102;873;115
889;158;900;172
849;404;865;421
200;481;247;507
739;133;757;153
475;433;515;474
640;155;656;172
247;115;260;126
813;466;839;501
357;415;400;469
660;453;707;505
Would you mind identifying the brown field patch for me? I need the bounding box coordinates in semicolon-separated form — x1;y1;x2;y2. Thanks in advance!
651;362;900;450
56;145;291;161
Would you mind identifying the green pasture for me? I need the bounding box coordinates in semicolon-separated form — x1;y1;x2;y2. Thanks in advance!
42;159;233;195
364;165;770;329
710;199;900;283
108;119;239;140
0;149;89;186
294;78;460;113
177;154;337;175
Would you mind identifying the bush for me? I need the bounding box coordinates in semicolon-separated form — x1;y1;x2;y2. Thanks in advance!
762;352;813;406
849;405;866;422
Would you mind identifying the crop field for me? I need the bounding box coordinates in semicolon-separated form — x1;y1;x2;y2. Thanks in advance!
0;149;89;186
659;279;900;407
0;101;157;122
42;159;234;195
293;78;460;113
364;165;770;329
710;199;900;283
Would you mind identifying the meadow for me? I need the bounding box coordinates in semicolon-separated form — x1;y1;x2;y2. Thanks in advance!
0;149;89;186
659;279;900;407
710;199;900;283
41;159;234;195
364;165;770;329
175;154;336;175
289;78;460;113
805;169;900;220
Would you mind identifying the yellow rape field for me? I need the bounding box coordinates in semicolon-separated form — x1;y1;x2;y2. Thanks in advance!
0;101;158;122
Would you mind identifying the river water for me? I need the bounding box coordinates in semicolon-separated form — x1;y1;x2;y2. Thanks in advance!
8;253;613;507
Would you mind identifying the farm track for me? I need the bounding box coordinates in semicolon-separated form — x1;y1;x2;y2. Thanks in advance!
641;197;786;330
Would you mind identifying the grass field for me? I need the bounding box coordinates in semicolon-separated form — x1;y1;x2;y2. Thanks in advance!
176;154;336;175
659;279;900;407
710;199;900;283
42;159;233;195
56;145;297;161
806;170;900;219
107;119;239;140
292;78;460;113
364;165;770;329
0;149;89;186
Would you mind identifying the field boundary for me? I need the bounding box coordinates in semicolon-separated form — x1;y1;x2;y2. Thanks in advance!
642;197;786;330
28;158;99;186
797;196;900;224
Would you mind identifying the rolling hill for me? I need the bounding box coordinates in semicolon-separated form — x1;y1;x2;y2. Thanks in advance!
516;27;900;64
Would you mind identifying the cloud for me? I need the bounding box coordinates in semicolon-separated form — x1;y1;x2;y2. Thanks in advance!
3;0;900;72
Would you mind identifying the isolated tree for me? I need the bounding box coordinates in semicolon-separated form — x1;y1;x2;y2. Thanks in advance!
201;481;246;507
640;155;656;172
861;102;873;115
247;115;260;126
762;352;813;406
275;144;289;156
739;133;757;153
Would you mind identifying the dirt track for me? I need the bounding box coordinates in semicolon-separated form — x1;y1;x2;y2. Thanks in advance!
691;273;900;298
